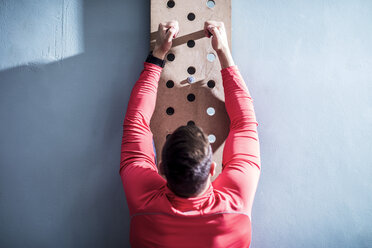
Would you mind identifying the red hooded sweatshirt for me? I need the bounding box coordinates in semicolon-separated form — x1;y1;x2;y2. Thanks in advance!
120;62;260;248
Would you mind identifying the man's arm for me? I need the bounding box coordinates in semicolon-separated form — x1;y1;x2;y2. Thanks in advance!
120;21;179;214
206;21;261;217
120;62;165;214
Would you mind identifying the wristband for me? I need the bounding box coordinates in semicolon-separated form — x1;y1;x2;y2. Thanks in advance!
146;51;165;68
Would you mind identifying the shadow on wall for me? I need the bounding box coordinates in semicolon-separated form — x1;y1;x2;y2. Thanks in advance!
0;0;84;72
0;0;152;247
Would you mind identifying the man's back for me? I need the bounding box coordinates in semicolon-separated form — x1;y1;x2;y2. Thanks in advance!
120;21;260;247
130;186;251;248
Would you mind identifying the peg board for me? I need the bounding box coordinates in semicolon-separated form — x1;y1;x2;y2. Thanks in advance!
150;0;231;180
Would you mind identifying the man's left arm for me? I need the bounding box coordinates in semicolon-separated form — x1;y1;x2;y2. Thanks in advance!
120;62;165;214
120;21;179;214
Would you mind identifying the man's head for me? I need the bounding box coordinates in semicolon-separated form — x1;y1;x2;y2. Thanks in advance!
160;124;216;198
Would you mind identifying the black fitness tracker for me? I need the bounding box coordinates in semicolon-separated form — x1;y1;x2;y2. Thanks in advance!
146;51;165;68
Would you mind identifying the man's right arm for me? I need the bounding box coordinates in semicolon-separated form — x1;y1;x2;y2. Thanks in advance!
206;21;261;217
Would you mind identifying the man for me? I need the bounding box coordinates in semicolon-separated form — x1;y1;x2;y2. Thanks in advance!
120;20;260;248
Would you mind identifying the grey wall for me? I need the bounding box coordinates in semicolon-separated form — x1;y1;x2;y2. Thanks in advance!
0;0;371;247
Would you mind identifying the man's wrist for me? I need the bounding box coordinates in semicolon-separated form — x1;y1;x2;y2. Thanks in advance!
217;48;235;69
152;48;166;60
216;47;231;57
146;51;166;68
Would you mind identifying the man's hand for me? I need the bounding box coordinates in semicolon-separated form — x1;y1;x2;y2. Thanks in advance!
204;21;230;54
204;21;235;69
153;20;179;60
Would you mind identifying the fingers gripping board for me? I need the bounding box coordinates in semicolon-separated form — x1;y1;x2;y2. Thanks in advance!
150;0;231;180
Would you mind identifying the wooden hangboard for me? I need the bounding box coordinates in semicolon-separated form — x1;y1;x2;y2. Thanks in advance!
150;0;231;180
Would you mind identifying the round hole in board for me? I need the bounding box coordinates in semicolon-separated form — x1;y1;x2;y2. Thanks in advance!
207;53;216;62
187;93;195;102
167;53;175;61
207;107;215;116
208;134;216;143
187;120;195;126
166;80;174;88
167;0;175;8
187;40;195;48
166;107;175;115
207;80;215;88
187;66;196;75
187;13;195;21
206;0;215;8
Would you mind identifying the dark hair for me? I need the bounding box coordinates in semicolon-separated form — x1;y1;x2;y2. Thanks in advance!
161;124;212;198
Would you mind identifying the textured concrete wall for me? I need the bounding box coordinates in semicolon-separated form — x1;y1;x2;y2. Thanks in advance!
238;1;372;247
0;0;83;70
1;0;371;247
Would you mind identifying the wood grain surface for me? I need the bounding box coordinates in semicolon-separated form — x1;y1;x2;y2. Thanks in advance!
150;0;231;180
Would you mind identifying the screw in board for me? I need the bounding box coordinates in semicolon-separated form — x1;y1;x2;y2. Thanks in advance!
187;76;195;84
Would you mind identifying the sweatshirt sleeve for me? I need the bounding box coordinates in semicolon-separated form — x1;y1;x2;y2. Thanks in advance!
120;62;166;215
212;65;261;216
